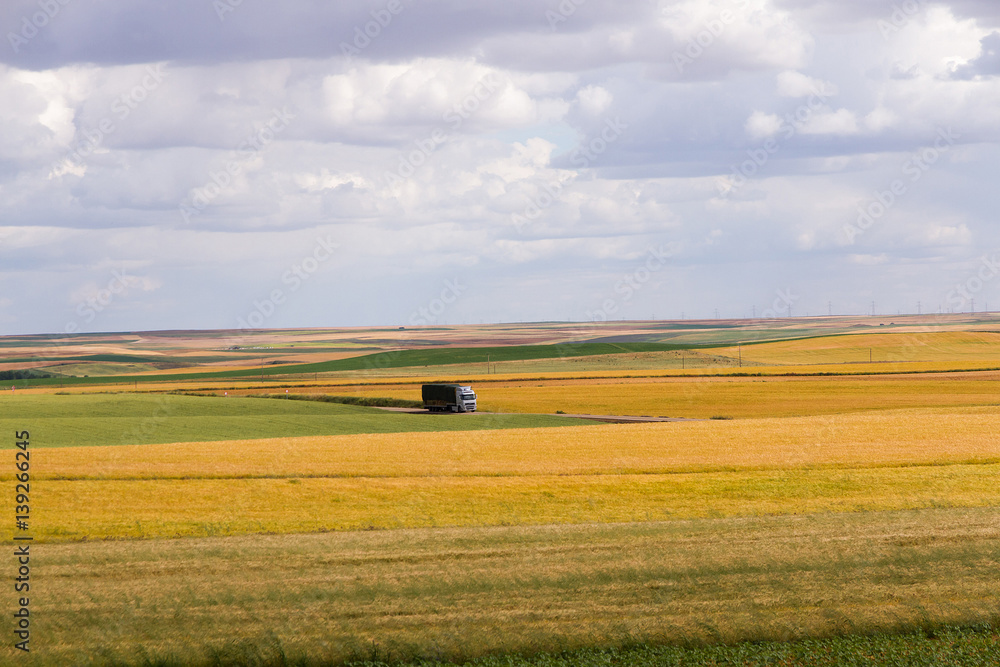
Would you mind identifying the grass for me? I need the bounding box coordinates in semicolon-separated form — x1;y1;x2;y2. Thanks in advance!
0;393;593;448
21;507;1000;665
251;391;423;408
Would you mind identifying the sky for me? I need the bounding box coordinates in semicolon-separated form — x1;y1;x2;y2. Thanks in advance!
1;0;999;335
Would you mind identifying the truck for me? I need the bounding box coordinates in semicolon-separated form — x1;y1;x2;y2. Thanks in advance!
422;384;477;413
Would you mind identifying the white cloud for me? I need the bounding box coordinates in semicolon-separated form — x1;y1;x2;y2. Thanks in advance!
745;110;783;139
776;70;836;97
849;253;890;265
576;85;613;115
863;106;899;132
799;108;860;135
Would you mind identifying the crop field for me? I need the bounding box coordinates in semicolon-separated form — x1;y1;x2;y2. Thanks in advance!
478;373;1000;418
3;404;997;544
4;320;1000;665
708;331;1000;366
0;393;591;448
270;371;1000;420
15;508;1000;664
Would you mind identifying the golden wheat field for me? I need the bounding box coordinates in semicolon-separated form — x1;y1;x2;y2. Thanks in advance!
708;331;1000;366
27;507;1000;665
265;371;1000;419
6;405;999;542
476;374;1000;418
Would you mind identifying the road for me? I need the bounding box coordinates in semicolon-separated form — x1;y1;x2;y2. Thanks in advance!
374;407;702;423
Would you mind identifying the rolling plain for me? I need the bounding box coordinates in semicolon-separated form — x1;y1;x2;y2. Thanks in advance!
1;315;998;665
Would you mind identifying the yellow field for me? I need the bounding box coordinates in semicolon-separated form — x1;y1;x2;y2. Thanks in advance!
258;371;1000;419
708;331;1000;366
21;406;1000;480
23;465;1000;541
29;507;1000;665
474;374;1000;418
8;406;999;542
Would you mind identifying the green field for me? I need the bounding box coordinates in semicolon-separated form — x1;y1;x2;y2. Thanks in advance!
8;342;711;386
0;393;593;448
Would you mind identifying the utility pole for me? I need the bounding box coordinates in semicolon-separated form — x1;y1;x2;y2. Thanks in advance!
714;308;719;319
738;343;742;368
828;301;832;317
972;299;976;314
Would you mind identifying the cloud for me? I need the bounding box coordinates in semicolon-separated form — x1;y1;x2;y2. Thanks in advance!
951;31;1000;78
776;70;836;97
745;111;783;140
576;85;613;115
799;108;860;135
2;0;1000;332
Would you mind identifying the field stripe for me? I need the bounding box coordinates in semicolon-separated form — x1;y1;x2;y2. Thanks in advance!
15;407;1000;481
18;464;1000;541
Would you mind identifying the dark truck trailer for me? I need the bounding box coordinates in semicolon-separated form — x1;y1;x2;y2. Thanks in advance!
422;384;477;412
